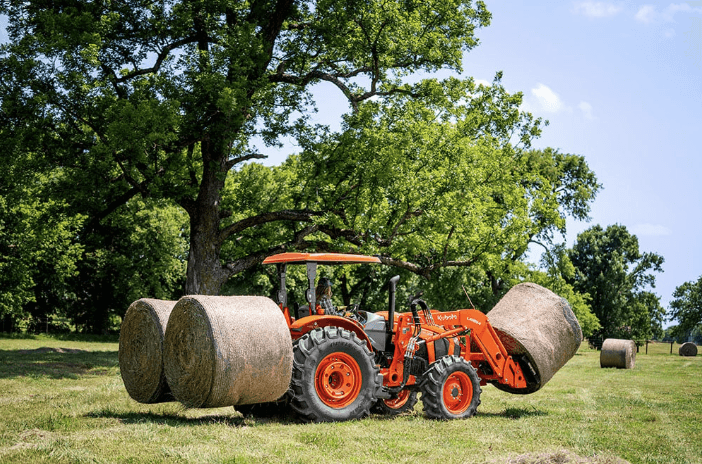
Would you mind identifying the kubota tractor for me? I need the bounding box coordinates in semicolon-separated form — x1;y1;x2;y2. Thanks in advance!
256;252;532;422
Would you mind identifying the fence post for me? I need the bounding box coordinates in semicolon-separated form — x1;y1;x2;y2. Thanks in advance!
646;340;648;354
670;341;674;354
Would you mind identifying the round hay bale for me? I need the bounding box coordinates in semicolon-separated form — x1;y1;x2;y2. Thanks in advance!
486;283;583;394
679;342;698;357
119;298;176;403
600;338;636;369
163;295;293;408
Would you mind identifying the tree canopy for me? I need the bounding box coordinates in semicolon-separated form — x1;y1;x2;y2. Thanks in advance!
2;0;604;332
566;224;665;341
669;276;702;337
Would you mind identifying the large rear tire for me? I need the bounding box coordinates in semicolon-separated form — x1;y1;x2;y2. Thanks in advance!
421;355;481;420
372;389;418;415
290;326;381;422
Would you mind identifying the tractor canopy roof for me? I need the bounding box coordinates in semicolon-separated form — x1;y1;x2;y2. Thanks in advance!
262;252;381;265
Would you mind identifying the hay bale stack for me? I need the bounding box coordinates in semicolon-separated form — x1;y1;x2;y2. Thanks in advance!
119;298;176;403
164;295;293;408
600;338;636;369
679;342;698;357
487;283;583;394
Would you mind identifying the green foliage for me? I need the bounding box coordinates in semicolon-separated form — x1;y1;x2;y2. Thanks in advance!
669;275;702;335
567;224;665;341
0;161;85;322
65;198;189;333
1;1;600;331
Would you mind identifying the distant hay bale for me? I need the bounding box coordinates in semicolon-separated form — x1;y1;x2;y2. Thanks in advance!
119;298;176;403
487;283;583;394
679;342;698;357
163;295;293;408
600;338;636;369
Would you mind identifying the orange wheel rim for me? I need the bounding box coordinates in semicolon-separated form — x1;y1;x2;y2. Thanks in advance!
315;352;362;408
384;389;411;409
443;371;472;414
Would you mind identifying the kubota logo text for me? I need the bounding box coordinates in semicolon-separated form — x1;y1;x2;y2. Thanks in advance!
436;313;458;322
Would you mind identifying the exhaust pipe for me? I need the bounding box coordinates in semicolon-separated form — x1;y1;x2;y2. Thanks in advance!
386;275;400;349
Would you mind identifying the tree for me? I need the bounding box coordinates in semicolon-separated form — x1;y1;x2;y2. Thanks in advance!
669;276;702;335
1;0;494;295
566;224;665;341
0;153;85;329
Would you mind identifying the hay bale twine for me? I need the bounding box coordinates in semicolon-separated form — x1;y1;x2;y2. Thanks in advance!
487;283;583;394
679;342;698;357
600;338;636;369
119;298;176;403
163;295;293;408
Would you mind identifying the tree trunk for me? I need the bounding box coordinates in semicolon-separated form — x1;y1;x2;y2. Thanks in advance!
184;142;230;295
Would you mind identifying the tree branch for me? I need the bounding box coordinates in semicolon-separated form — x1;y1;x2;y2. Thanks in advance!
225;153;267;171
110;37;201;83
222;224;319;276
219;209;320;242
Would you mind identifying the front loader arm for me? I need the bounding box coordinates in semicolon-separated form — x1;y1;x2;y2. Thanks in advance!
430;309;528;390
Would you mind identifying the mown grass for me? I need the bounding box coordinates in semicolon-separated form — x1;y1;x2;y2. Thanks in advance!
0;335;699;463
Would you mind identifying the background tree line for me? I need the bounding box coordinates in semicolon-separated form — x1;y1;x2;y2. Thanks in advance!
2;0;694;340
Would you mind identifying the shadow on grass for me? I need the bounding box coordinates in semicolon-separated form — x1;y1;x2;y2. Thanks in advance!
86;409;297;427
479;406;547;420
0;348;119;379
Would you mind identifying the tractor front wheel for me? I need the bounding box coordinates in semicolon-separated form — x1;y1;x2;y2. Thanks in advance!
420;355;481;420
290;326;381;422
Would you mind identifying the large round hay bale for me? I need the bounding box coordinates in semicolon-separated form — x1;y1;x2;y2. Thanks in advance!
679;342;698;357
163;295;293;408
487;283;583;394
119;298;176;403
600;338;636;369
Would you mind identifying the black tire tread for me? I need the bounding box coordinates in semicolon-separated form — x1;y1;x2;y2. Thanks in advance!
290;326;381;422
420;355;481;420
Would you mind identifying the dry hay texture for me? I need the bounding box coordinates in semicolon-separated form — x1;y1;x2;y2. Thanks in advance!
487;283;583;394
679;341;698;357
600;338;636;369
119;298;176;403
163;295;293;408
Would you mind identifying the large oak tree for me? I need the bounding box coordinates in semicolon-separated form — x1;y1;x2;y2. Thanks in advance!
2;0;497;295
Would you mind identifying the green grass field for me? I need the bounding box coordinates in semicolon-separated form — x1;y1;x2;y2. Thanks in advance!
0;335;699;464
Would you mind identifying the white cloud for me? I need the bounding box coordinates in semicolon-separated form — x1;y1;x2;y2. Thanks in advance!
635;5;657;23
531;84;566;113
578;101;595;119
635;3;702;24
572;2;623;18
475;79;491;87
631;223;673;237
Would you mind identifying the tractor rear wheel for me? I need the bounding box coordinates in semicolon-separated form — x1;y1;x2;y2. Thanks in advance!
290;326;381;422
372;389;418;415
420;355;481;420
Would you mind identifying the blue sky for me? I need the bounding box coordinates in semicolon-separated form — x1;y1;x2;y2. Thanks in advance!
462;1;702;315
2;2;700;319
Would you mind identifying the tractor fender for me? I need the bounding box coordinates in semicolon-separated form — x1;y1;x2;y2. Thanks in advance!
290;315;373;351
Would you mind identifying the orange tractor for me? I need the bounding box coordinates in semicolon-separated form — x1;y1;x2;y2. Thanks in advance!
258;252;532;422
